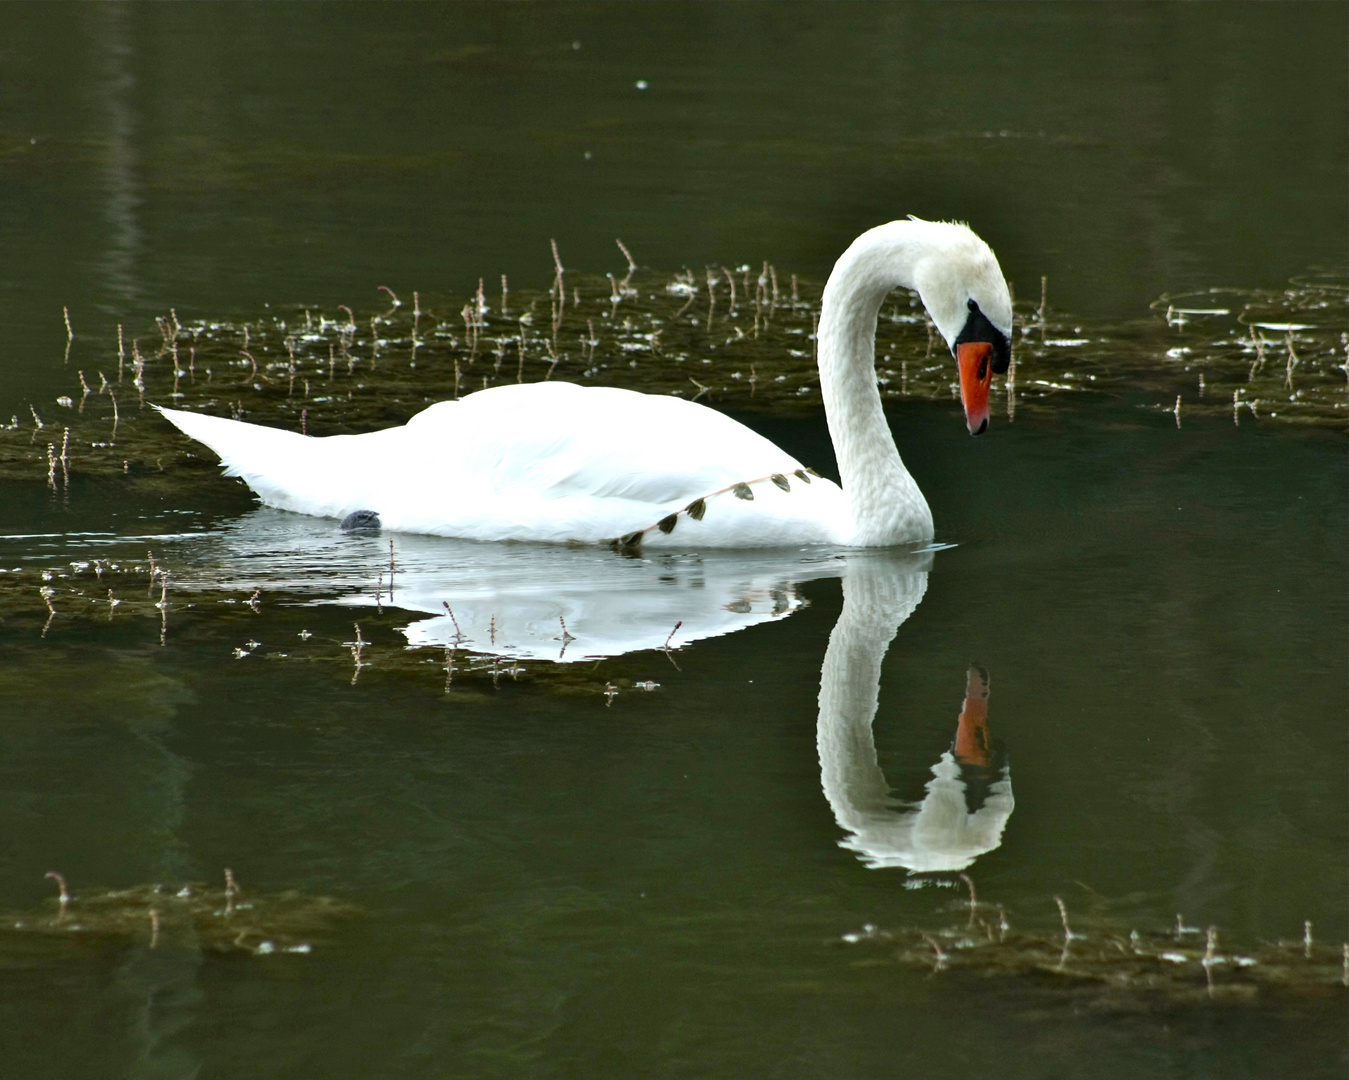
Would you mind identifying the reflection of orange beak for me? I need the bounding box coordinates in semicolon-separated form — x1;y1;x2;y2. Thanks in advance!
954;665;991;766
957;342;993;436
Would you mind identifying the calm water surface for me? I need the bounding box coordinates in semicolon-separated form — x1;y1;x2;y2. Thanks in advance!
0;4;1345;1078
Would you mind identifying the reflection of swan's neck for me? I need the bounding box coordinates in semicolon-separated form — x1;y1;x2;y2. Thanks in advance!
818;224;937;545
817;560;929;832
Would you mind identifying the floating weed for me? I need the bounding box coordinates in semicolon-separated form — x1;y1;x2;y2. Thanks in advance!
839;889;1349;1010
3;870;359;958
0;557;666;702
3;262;1341;489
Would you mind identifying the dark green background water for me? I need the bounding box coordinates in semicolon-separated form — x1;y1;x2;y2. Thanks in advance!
1;4;1345;1078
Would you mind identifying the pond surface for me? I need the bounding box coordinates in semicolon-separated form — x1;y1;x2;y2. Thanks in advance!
0;5;1345;1078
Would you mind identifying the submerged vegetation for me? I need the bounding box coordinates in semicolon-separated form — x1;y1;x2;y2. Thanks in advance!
842;883;1347;1010
0;543;689;702
2;870;359;959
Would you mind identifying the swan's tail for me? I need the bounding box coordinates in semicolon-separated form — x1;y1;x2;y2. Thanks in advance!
155;405;351;517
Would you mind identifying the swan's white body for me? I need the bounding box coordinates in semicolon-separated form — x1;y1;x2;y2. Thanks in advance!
159;218;1011;548
161;384;845;546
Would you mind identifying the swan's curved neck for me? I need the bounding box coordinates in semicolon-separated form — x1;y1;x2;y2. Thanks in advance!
818;225;936;545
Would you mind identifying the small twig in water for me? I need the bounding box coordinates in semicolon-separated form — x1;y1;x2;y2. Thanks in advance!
616;238;637;286
1055;895;1084;941
350;623;366;683
555;616;576;658
45;871;70;906
922;934;947;973
41;588;56;636
660;620;683;669
517;315;528;382
959;873;977;925
1203;925;1219;995
224;867;239;916
442;602;465;642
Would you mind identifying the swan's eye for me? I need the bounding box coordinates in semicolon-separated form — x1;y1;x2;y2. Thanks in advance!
967;298;979;312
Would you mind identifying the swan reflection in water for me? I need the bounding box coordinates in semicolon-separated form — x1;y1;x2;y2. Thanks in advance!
816;555;1013;874
172;511;1013;872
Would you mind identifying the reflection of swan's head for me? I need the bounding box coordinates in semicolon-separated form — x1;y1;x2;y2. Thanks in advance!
837;742;1014;875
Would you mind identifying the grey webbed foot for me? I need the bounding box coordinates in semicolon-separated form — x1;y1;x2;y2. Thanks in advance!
339;510;382;533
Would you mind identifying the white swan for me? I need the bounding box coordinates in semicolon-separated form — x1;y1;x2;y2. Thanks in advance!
158;218;1011;548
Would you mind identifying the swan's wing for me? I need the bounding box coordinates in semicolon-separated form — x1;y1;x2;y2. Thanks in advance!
393;383;845;542
404;383;804;504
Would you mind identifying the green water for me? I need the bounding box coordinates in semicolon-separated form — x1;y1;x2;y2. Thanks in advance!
1;4;1346;1077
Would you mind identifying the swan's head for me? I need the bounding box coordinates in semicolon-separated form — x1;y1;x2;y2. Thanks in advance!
904;219;1013;436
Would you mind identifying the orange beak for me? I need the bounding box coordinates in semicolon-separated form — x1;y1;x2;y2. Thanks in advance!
957;341;993;436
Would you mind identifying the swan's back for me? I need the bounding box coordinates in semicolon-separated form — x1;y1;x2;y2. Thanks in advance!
159;382;846;546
